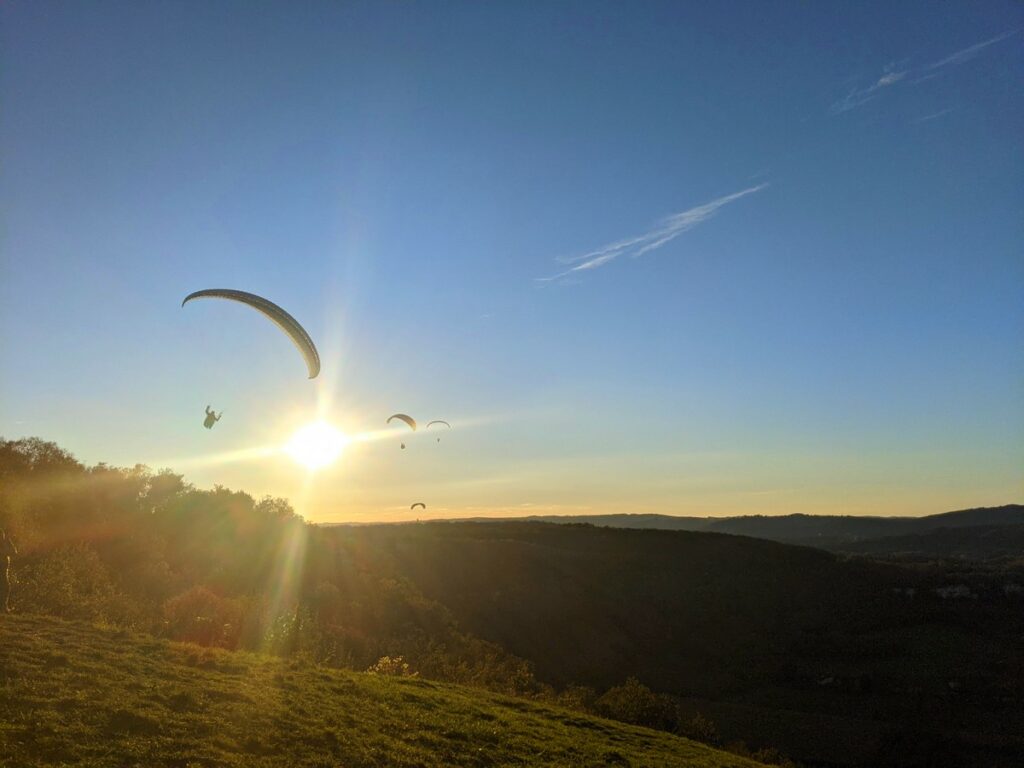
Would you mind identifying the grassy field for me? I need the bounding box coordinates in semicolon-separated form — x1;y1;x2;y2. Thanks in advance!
0;613;764;768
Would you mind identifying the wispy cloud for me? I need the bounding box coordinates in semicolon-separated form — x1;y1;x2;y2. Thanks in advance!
875;72;906;86
925;29;1018;71
536;184;768;283
831;30;1018;113
830;67;907;114
913;107;956;123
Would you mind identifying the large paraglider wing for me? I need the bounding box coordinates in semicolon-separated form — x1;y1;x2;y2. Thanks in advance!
410;502;426;510
387;413;417;431
426;420;451;430
182;289;320;379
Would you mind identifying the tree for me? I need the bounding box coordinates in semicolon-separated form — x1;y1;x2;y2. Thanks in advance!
596;677;677;730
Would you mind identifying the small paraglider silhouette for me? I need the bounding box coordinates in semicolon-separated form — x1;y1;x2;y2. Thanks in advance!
410;502;426;511
426;420;451;443
203;405;222;430
387;413;416;449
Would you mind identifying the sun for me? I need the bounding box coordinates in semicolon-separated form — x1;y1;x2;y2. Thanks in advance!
285;421;349;470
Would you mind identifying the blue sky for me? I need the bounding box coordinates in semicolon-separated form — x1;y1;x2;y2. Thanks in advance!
2;1;1021;520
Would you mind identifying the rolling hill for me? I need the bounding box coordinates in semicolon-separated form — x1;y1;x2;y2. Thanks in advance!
0;613;764;768
450;505;1024;550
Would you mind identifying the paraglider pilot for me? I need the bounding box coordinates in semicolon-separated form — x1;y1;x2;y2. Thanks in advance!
203;405;222;430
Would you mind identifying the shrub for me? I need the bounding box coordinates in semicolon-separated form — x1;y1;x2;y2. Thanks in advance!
557;684;598;712
17;543;136;623
679;713;720;745
595;677;678;731
162;586;243;648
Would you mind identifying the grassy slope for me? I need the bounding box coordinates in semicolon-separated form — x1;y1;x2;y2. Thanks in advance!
0;614;763;768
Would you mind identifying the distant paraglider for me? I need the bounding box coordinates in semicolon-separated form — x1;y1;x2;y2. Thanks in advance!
410;502;426;511
387;414;416;430
203;405;222;430
426;420;451;443
181;289;321;379
387;413;417;449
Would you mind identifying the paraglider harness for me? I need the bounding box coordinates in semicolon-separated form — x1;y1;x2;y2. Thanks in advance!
204;406;222;429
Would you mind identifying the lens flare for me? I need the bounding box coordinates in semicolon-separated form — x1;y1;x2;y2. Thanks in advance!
285;421;348;470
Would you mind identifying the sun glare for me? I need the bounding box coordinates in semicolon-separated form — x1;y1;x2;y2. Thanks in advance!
285;421;348;470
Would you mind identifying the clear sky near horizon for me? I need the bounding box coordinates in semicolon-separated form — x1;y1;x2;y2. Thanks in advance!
2;2;1022;522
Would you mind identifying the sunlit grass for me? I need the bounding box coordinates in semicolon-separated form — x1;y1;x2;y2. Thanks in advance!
0;614;764;768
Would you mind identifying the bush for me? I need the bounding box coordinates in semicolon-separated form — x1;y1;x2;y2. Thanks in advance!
595;677;678;731
679;712;720;745
17;543;137;623
162;586;244;648
557;684;598;712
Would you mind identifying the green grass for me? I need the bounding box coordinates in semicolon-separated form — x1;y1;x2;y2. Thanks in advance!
0;614;764;767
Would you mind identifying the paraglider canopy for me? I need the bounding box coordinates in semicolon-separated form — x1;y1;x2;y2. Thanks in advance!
386;414;416;431
182;289;320;379
426;420;450;443
410;502;426;510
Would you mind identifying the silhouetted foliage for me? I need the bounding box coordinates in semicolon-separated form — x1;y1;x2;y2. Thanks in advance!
596;677;677;731
682;713;721;746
